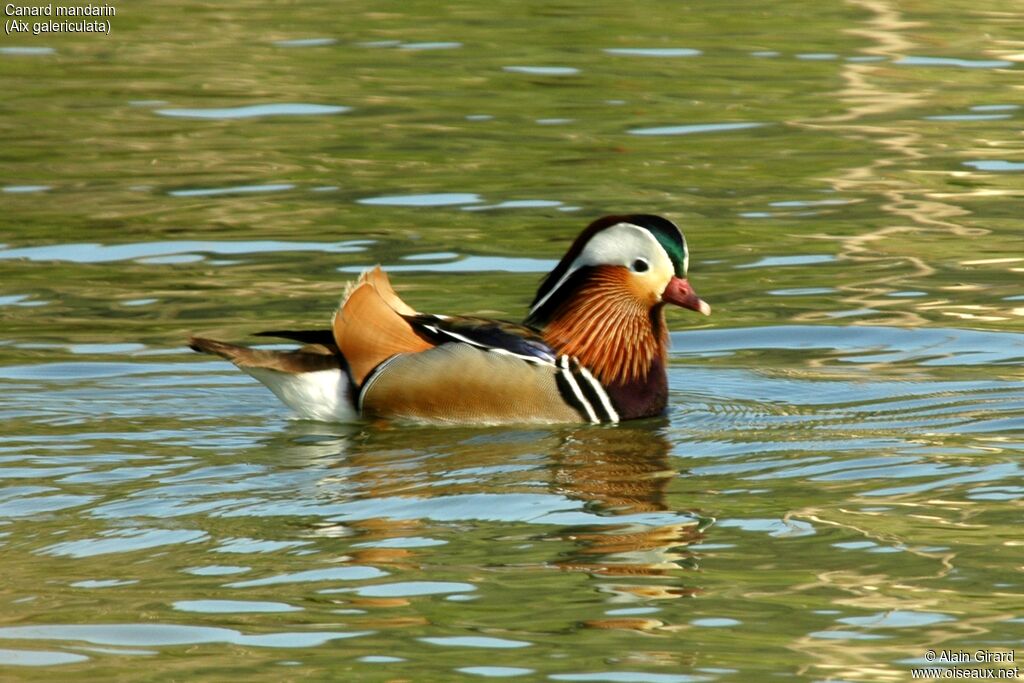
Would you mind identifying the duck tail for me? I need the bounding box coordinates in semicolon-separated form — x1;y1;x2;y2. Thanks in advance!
188;336;357;421
332;266;434;385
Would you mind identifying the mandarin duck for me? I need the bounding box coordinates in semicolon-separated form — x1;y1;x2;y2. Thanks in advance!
189;214;710;424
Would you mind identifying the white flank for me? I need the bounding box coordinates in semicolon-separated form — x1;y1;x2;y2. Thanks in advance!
245;368;357;422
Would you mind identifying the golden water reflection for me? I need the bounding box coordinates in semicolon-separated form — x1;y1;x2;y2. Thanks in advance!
797;0;1023;328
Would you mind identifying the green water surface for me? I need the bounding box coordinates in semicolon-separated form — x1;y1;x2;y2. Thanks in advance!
1;0;1022;681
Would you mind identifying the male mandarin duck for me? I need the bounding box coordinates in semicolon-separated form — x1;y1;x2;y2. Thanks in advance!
189;214;710;424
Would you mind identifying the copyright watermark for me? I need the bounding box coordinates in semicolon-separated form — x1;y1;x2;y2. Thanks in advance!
912;649;1017;679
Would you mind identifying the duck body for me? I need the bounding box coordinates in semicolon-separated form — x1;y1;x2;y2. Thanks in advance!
189;214;710;425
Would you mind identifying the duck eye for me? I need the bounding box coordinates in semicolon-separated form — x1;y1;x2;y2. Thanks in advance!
631;258;649;273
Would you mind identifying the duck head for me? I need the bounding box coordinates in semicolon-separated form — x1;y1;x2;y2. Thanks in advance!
526;214;710;388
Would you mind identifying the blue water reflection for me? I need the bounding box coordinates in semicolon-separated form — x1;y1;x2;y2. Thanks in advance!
155;103;351;119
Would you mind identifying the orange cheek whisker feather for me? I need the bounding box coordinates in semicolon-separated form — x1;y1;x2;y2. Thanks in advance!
541;267;664;386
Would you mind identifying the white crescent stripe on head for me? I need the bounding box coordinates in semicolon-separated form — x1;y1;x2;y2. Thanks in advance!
681;234;689;276
529;222;675;316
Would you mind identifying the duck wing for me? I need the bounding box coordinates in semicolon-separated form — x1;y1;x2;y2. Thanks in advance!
403;314;557;364
254;310;557;370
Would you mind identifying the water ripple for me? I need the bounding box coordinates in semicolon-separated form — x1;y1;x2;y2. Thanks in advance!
357;192;482;207
273;38;337;47
340;254;556;273
549;673;700;682
894;55;1013;69
168;183;295;197
672;325;1024;365
2;185;50;193
503;65;580;76
0;47;55;55
324;580;476;597
839;611;953;629
963;160;1024;172
0;624;370;648
735;254;835;268
40;528;208;558
225;566;386;587
604;48;701;57
401;41;462;50
420;636;531;649
155;103;351;119
628;122;765;136
172;599;301;613
458;667;536;677
0;648;88;666
926;113;1011;121
0;239;371;264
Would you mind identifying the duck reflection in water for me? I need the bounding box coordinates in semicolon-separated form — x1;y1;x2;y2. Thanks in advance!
281;420;708;616
547;422;705;577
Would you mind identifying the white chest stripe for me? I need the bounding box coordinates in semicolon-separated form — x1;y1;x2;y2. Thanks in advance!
559;355;599;424
575;364;620;423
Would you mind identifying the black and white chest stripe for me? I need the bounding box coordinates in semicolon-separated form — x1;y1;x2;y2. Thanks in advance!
554;355;619;424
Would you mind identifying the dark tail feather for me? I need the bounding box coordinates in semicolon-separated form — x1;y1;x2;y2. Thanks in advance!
188;336;342;374
189;336;244;359
253;329;336;347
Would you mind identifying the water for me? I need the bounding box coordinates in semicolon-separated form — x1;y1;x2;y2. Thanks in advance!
2;0;1023;680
